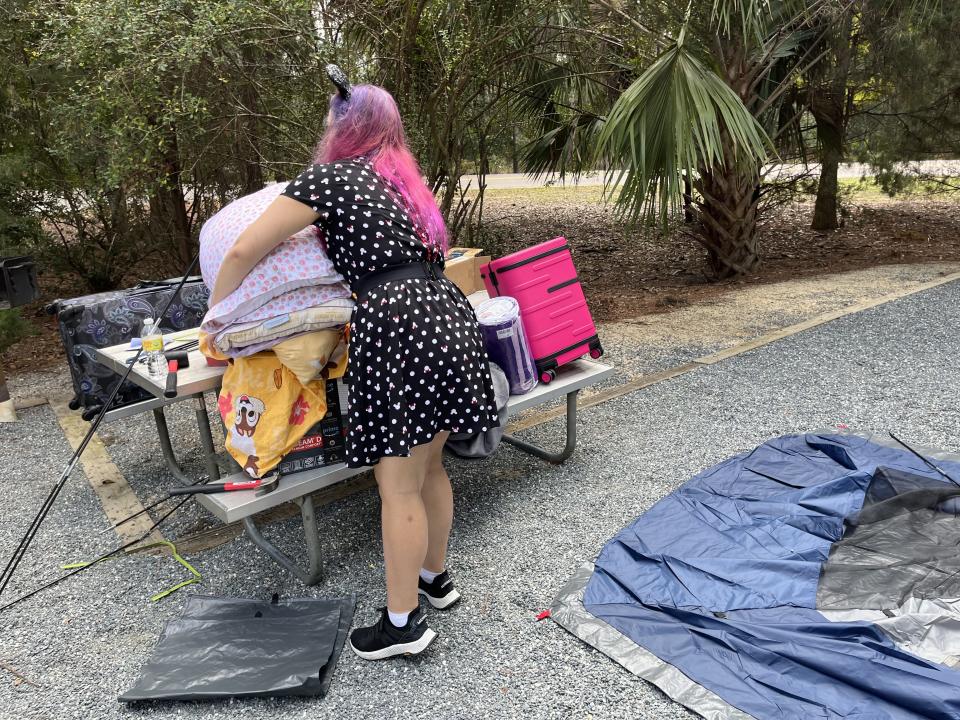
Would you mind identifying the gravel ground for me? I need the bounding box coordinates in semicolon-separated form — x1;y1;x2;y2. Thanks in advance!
594;262;960;392
2;280;959;720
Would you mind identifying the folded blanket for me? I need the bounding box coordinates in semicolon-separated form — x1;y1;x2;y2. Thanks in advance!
273;328;348;386
199;183;352;339
213;298;354;356
201;325;350;387
445;363;508;459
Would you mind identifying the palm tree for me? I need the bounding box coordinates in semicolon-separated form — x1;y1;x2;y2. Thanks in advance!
523;0;831;279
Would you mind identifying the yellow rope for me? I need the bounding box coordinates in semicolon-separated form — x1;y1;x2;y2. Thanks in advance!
62;540;201;601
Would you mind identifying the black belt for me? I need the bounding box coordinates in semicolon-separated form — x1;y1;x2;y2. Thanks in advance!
353;261;445;301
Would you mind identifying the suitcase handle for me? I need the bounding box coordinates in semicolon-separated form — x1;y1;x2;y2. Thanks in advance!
481;265;500;294
131;276;204;292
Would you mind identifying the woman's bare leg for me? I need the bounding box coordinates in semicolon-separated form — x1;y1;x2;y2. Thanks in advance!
421;431;452;573
374;443;432;614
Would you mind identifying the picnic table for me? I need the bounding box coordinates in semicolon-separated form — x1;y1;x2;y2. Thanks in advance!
93;309;613;584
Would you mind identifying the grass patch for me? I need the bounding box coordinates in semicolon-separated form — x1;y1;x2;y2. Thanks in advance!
838;178;888;200
481;185;608;204
837;177;960;202
480;178;891;206
478;176;960;205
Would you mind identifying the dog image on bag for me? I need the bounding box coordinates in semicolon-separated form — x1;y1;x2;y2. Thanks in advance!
232;394;265;476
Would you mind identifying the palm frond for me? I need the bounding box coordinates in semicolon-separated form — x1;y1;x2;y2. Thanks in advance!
711;0;817;42
596;42;771;226
711;0;772;43
522;113;603;179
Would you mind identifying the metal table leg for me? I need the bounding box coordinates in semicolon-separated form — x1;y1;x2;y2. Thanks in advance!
215;406;243;474
193;393;221;481
503;390;579;464
153;393;221;483
243;495;323;585
153;407;194;485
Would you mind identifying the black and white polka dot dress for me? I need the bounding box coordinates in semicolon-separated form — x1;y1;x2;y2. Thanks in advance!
283;159;499;467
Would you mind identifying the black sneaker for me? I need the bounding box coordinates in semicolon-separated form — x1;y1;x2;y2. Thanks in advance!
418;570;461;609
348;605;437;660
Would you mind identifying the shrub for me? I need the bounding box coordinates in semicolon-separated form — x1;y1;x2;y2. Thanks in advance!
0;309;34;353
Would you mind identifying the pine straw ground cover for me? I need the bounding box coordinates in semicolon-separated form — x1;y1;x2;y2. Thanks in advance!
476;185;960;321
4;185;960;374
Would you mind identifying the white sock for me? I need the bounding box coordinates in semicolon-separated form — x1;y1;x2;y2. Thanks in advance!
387;609;410;628
419;568;442;583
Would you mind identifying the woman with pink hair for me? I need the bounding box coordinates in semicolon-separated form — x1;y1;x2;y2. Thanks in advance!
210;67;498;660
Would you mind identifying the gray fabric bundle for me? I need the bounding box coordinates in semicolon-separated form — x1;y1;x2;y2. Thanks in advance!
445;363;509;459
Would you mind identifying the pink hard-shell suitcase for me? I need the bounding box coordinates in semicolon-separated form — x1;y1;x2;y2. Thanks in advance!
480;236;602;384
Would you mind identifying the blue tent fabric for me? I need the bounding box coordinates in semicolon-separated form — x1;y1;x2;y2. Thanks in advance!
582;433;960;719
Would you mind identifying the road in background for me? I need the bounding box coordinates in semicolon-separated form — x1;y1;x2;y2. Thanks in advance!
462;159;960;190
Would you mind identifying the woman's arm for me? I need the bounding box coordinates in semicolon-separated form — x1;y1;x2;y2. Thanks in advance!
210;195;321;306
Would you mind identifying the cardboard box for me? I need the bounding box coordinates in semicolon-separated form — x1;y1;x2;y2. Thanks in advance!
277;380;346;474
278;413;345;474
445;247;489;295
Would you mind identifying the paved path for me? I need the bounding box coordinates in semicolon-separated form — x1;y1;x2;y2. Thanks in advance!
2;279;959;719
463;159;960;190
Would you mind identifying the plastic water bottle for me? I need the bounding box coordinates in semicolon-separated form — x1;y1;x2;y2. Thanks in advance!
141;318;165;377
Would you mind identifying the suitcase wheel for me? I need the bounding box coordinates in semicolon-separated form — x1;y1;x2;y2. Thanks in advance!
590;347;603;359
540;369;557;384
81;406;101;422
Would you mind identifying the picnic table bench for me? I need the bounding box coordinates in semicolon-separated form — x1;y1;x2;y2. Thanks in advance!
93;315;613;585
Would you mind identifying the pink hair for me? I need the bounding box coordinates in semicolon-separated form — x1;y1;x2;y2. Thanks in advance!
315;85;448;252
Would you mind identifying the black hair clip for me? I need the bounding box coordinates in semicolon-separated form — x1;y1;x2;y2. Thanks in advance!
325;64;352;101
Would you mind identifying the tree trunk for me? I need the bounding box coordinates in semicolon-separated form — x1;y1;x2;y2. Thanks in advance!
242;151;264;195
149;129;193;266
478;130;490;177
694;162;762;280
686;34;764;280
812;115;843;230
808;6;855;231
239;47;264;195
